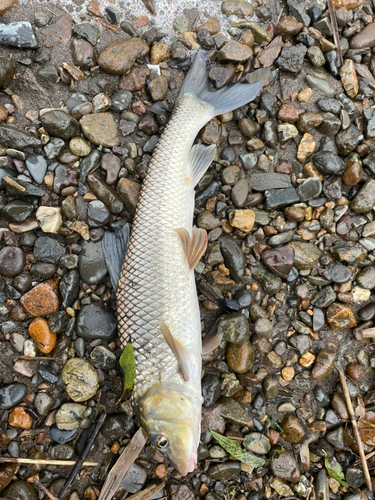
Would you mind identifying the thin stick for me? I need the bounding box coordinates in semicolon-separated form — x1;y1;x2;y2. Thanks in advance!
14;356;61;361
20;427;49;437
33;477;60;500
125;483;165;500
327;0;343;67
58;413;107;500
98;427;147;500
337;368;372;491
0;457;98;466
355;450;375;465
276;6;284;25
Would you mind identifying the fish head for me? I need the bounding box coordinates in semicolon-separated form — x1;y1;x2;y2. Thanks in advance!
138;382;200;476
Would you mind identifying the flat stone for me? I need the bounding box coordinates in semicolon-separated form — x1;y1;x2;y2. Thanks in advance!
20;282;59;317
305;75;335;97
262;246;295;279
0;383;27;409
277;45;307;73
217;397;253;426
252;173;291;191
80;113;120;147
0;246;25;277
98;38;149;75
218;41;252;63
0;22;37;49
264;187;299;209
78;239;108;284
350;22;375;49
226;339;255;373
0;124;41;150
288;241;321;269
41;111;79;140
351;179;375;213
34;236;65;263
312;348;336;380
36;207;62;234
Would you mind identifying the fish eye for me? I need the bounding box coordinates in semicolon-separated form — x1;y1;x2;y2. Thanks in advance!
156;435;168;449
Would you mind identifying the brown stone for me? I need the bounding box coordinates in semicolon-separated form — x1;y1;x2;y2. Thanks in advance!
275;16;303;36
312;348;337;380
98;38;149;75
218;41;252;63
87;0;104;18
270;451;301;482
80;113;120;148
0;0;18;15
20;282;59;317
9;306;27;322
331;392;349;420
340;59;358;98
308;28;336;52
304;162;324;180
28;317;56;354
298;112;323;133
0;463;18;492
147;75;168;102
229;210;255;232
206;270;235;292
277;103;299;123
297;133;316;162
226;339;255;374
347;363;363;381
327;302;356;330
71;39;97;70
333;0;363;9
233;390;252;405
198;16;220;35
117;178;140;215
281;413;304;443
238;29;254;47
8;407;32;429
0;104;8;121
342;159;364;186
350;22;375;49
298;88;312;103
201;118;220;145
137;16;150;28
269;428;280;445
284;206;305;221
169;484;194;500
150;43;170;64
119;66;150;92
276;162;293;174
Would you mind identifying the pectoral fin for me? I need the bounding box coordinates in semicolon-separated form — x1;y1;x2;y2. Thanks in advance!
176;227;207;270
160;320;190;381
202;324;222;354
189;143;217;187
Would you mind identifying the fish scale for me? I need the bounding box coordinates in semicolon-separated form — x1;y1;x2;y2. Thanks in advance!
117;94;209;404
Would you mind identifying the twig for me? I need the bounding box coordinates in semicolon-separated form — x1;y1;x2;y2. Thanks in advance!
337;368;372;491
96;20;119;33
20;427;49;437
14;356;61;361
276;7;284;25
58;413;107;500
278;71;284;101
192;11;204;32
98;427;147;500
354;450;375;465
327;0;343;67
0;457;98;466
126;483;165;500
33;477;60;500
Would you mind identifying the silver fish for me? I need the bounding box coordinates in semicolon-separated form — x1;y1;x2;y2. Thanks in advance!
103;51;262;475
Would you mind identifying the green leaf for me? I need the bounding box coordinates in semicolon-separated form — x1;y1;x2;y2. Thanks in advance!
118;343;135;402
210;431;267;468
267;417;284;433
322;450;348;487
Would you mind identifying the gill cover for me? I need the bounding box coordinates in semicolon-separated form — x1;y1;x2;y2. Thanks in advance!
137;382;200;476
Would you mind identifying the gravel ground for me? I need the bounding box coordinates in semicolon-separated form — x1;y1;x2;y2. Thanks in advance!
0;0;375;500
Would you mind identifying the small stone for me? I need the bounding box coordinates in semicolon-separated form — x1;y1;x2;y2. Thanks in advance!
228;209;255;232
76;303;117;341
217;397;253;426
150;43;169;64
297;177;321;201
340;59;358;99
41;111;79;140
218;41;252;63
20;282;59;317
350;22;375;49
25;154;47;184
288;241;321;269
307;46;325;66
62;358;99;402
55;403;88;430
217;312;249;344
36;207;62;234
271;478;293;497
98;38;149;75
69;137;91;157
28;317;56;354
245;432;271;454
226;339;255;373
0;463;18;491
277;45;307;73
305;75;335;97
281;413;304;443
8;407;32;429
80;113;120;147
342;160;364;186
312;348;336;380
351;179;375;213
271;451;301;482
147;75;168;102
277;103;299;123
298;88;312;102
0;246;25;277
297;133;316;162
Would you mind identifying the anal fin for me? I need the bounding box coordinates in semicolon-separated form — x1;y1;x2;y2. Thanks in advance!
102;223;131;291
189;143;216;187
176;228;207;270
160;320;190;381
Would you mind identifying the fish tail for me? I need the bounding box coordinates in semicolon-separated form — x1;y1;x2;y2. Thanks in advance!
179;50;263;116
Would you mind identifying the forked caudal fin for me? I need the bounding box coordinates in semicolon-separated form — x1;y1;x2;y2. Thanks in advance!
179;50;264;117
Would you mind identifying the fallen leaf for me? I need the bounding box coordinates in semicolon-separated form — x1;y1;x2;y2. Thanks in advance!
211;431;267;468
323;450;348;487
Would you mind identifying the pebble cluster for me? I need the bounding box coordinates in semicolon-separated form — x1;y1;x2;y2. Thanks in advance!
0;0;375;499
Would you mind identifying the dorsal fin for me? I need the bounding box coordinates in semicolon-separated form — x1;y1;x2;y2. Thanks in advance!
175;227;207;270
160;320;190;381
102;224;131;290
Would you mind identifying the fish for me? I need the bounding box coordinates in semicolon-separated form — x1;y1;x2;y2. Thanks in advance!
103;50;263;476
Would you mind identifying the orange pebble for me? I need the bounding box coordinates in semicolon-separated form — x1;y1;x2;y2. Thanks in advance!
28;317;56;353
155;464;167;478
9;407;32;429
